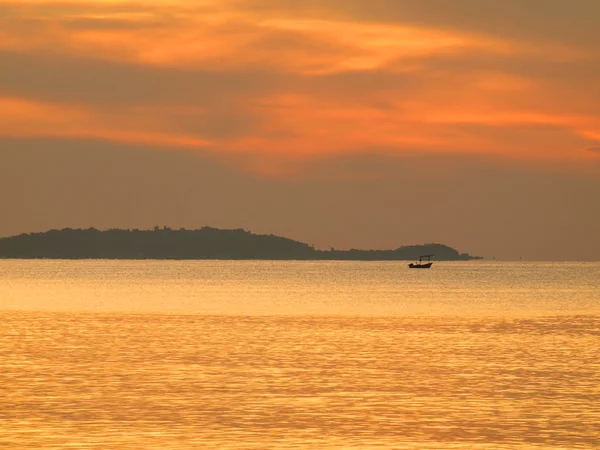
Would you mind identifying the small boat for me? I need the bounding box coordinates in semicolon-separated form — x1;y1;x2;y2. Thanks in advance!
409;254;434;269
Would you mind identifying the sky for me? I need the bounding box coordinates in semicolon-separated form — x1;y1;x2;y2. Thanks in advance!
1;0;600;260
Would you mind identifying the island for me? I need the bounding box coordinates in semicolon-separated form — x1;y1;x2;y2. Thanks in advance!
0;227;482;260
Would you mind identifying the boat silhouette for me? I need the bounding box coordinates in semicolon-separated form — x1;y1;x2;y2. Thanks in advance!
408;254;434;269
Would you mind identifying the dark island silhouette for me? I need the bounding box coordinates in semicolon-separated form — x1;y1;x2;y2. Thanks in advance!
0;227;482;260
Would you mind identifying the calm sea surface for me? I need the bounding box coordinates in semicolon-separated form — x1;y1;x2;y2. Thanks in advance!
1;261;599;449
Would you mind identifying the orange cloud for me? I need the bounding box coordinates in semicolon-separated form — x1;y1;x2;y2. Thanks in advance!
0;97;214;150
1;0;599;175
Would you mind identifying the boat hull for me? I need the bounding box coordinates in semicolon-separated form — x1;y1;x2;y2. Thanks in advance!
408;262;433;269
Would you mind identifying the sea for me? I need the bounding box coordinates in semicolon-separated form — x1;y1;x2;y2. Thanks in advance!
1;260;599;449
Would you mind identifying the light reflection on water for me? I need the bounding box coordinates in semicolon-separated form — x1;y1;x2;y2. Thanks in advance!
1;261;599;448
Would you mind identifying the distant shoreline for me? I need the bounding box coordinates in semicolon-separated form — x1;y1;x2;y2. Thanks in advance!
0;227;482;261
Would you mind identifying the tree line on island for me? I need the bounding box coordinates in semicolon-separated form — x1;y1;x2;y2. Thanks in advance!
0;227;482;260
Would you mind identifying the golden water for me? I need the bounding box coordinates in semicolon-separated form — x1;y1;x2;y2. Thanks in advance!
1;261;599;448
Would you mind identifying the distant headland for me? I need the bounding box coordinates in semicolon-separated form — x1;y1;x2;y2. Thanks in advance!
0;227;482;261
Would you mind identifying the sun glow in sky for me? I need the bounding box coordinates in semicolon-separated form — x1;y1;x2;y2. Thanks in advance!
2;0;599;166
2;0;600;259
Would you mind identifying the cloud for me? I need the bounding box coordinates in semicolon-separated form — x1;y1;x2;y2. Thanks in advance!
0;50;286;105
241;0;600;50
60;17;168;31
0;0;598;174
586;146;600;153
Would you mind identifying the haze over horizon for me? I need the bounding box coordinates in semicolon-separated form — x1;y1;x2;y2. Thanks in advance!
2;0;600;261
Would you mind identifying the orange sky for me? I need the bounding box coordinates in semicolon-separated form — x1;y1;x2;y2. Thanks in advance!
2;0;599;172
1;0;600;259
